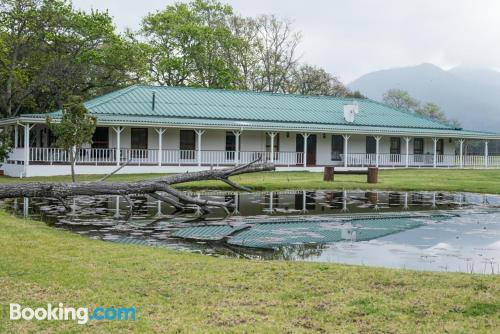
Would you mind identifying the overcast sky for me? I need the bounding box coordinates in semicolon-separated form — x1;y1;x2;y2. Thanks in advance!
72;0;500;83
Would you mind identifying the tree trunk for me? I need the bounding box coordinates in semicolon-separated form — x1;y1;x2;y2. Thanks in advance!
0;161;275;214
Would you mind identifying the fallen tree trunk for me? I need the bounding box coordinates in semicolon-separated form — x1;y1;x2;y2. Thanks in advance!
0;161;275;214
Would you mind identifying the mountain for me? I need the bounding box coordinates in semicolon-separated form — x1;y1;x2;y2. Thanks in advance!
348;63;500;132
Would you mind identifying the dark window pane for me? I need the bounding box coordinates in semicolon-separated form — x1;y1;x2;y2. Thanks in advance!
390;137;401;154
331;135;344;161
414;138;424;155
366;136;376;154
131;128;148;150
180;130;196;150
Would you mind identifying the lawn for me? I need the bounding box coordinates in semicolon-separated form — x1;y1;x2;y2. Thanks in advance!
1;169;500;333
0;212;498;333
1;168;500;193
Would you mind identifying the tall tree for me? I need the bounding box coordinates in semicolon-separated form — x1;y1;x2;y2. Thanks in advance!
383;88;459;126
47;99;96;182
253;15;301;93
0;0;146;117
286;64;351;97
382;89;420;112
141;0;242;89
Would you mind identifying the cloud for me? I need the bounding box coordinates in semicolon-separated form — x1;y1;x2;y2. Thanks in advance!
72;0;500;82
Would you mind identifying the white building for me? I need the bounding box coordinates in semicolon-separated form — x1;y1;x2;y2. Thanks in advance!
0;85;499;177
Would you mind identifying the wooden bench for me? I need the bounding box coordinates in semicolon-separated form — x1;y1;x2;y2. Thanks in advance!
324;166;378;183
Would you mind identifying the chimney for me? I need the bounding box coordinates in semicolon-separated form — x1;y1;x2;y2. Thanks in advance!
152;91;156;111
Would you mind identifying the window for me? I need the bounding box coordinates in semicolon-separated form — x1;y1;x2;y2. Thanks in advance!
331;135;344;161
390;137;401;154
414;138;424;155
366;136;376;154
436;139;444;155
92;127;109;149
265;133;279;152
131;128;148;150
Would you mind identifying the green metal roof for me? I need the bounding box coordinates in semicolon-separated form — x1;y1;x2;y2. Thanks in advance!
4;84;500;139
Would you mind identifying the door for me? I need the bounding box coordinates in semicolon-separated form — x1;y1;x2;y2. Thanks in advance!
306;135;317;165
131;128;148;160
390;137;401;162
91;127;110;160
225;132;240;161
180;130;196;160
413;138;424;163
296;134;317;166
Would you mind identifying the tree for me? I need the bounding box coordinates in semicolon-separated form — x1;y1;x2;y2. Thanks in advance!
286;64;351;97
141;0;243;89
382;89;420;112
416;102;448;123
0;127;13;166
382;88;460;126
47;99;96;182
0;0;146;117
252;15;301;93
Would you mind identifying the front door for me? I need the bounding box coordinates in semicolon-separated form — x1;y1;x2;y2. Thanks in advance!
296;134;317;166
131;128;148;160
307;135;317;165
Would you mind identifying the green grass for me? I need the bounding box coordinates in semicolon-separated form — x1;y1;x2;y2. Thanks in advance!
2;169;500;194
1;169;500;332
0;212;498;333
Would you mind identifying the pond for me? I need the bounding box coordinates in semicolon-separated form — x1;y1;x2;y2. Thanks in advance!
3;190;500;274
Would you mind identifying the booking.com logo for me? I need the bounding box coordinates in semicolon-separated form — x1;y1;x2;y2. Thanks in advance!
10;303;136;325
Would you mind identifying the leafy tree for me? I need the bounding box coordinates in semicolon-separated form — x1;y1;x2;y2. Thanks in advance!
0;127;13;166
383;88;459;126
141;0;242;88
416;102;447;123
0;0;146;117
286;64;351;97
47;99;96;182
382;89;420;112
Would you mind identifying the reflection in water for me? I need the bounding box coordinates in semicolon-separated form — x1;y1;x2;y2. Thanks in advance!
3;190;500;274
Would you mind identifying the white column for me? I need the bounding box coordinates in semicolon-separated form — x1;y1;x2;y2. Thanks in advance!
113;126;124;166
233;130;241;165
267;132;277;163
343;135;350;168
459;139;464;168
14;124;18;148
374;136;381;167
404;137;410;168
155;128;166;166
302;133;309;168
432;138;438;168
484;141;489;169
195;129;205;166
21;123;34;177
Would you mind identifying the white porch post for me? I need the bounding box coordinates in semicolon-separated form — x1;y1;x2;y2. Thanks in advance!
14;124;18;148
21;123;34;177
432;137;438;168
155;128;166;166
374;136;382;167
458;139;464;168
113;126;124;166
302;133;309;168
484;141;489;169
404;137;410;168
195;129;205;166
233;130;241;165
267;132;277;163
343;134;350;168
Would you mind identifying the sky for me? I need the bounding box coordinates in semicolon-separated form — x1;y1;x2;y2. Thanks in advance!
71;0;500;83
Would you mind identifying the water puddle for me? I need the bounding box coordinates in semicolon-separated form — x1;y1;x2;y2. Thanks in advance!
3;190;500;274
